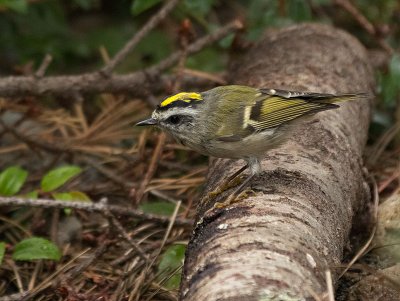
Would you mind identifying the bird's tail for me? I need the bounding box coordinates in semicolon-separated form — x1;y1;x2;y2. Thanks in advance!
323;92;370;104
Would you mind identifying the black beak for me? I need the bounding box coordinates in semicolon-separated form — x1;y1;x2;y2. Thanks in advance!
135;118;157;126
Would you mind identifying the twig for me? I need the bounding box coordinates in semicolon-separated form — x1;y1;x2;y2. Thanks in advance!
110;235;179;267
147;264;182;301
181;68;226;85
338;174;379;278
1;119;137;161
335;0;375;35
0;21;241;98
0;215;31;236
304;286;323;301
64;243;109;281
171;19;192;92
35;54;53;78
105;208;150;262
159;200;181;251
159;160;194;172
119;203;182;300
333;262;400;293
14;246;106;301
101;0;179;75
0;118;69;154
325;270;334;301
150;189;180;203
378;169;400;193
0;248;90;301
99;45;111;64
150;20;243;74
72;94;88;132
18;248;92;301
82;156;133;190
126;266;147;301
135;133;166;203
334;0;393;54
142;201;182;301
50;209;60;246
0;293;25;301
360;263;400;293
367;121;400;166
0;196;192;227
28;261;42;291
8;260;24;293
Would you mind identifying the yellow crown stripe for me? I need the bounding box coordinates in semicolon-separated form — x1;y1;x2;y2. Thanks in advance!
160;92;202;107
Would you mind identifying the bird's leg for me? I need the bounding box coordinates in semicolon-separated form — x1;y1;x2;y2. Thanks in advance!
207;163;248;197
213;158;261;209
227;173;255;200
226;164;248;183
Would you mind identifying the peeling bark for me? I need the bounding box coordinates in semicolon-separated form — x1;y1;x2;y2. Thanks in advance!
180;24;375;300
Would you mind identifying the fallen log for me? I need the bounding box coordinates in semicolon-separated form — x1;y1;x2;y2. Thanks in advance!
180;23;375;300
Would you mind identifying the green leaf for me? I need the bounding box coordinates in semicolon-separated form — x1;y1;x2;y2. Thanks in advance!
0;0;28;13
139;201;177;216
72;0;94;10
52;191;91;215
287;0;312;21
157;244;186;289
219;33;235;49
52;191;91;202
389;54;400;77
379;54;400;105
131;0;162;16
22;190;38;199
183;0;214;17
0;242;5;265
0;166;28;196
312;0;331;4
12;237;61;261
41;166;82;192
186;47;226;72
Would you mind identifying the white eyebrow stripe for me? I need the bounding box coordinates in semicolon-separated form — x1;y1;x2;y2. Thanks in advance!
153;107;199;120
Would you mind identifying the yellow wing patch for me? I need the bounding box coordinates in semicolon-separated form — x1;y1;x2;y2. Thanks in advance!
160;92;202;107
261;97;298;113
247;96;336;131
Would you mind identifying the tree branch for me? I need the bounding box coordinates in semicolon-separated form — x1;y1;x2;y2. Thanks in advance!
180;24;374;300
101;0;179;75
0;196;192;227
334;0;393;54
0;21;241;99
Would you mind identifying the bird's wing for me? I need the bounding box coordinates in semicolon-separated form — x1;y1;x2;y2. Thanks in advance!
259;88;338;99
246;90;339;131
213;88;359;142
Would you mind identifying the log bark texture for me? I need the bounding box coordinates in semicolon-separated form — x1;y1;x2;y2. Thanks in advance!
180;24;375;300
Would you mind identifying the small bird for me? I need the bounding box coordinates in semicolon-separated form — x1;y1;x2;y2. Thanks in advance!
136;85;364;201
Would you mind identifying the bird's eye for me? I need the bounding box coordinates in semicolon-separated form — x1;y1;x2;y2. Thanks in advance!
167;115;181;125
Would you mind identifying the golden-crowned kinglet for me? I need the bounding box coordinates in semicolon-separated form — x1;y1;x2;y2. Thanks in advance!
136;85;364;198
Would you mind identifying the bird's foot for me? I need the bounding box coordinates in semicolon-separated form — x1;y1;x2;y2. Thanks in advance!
206;175;244;198
235;188;256;201
213;188;255;209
